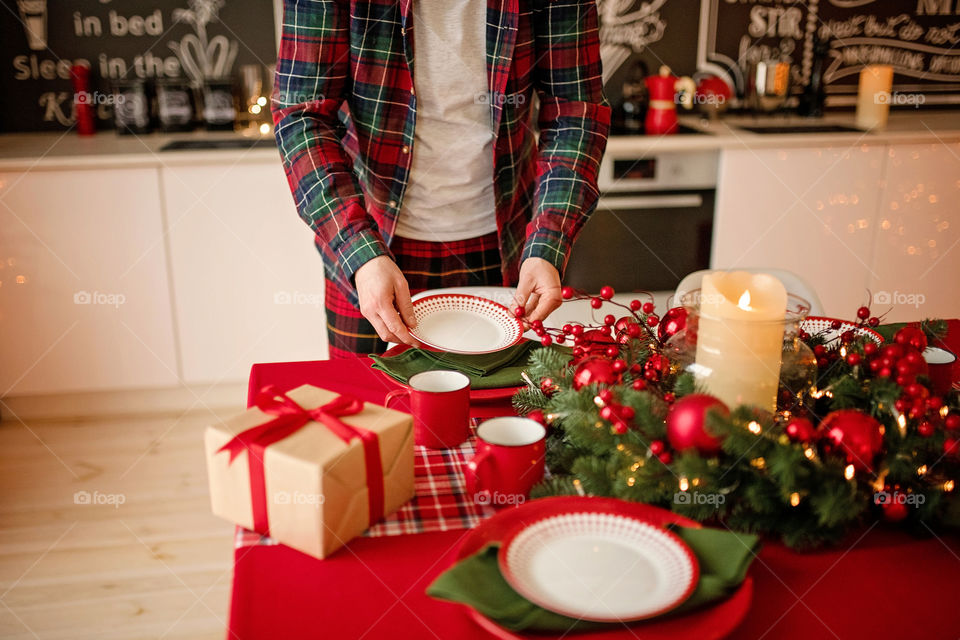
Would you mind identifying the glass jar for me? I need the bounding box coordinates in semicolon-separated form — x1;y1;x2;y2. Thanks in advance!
156;79;195;132
112;79;152;135
201;78;237;131
664;290;817;413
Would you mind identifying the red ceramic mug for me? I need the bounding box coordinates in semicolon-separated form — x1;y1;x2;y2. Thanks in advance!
466;417;546;508
924;347;957;396
385;370;471;449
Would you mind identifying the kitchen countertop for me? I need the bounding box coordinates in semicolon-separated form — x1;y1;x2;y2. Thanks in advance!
0;111;958;171
0;129;281;170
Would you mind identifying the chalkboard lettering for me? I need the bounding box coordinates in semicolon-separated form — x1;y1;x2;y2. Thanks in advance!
0;0;275;132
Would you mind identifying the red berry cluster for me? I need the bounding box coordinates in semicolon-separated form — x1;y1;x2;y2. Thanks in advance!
516;286;661;351
595;388;635;435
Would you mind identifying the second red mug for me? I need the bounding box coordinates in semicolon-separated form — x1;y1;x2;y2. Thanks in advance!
385;370;471;449
466;417;546;508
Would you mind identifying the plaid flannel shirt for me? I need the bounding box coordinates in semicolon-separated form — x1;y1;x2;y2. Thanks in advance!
272;0;610;304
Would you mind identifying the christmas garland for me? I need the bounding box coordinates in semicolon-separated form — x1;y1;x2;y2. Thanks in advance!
512;287;960;548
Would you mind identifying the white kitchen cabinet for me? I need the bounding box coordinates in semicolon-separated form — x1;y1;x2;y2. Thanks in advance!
162;161;328;384
866;142;960;322
713;145;886;317
0;168;179;394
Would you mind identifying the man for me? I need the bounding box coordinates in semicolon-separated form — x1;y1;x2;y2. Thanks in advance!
272;0;609;357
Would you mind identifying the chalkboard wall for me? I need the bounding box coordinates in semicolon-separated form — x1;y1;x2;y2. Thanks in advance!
0;0;277;132
603;0;960;108
2;0;958;132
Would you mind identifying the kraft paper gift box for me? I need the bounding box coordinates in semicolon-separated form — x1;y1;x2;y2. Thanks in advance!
205;384;414;559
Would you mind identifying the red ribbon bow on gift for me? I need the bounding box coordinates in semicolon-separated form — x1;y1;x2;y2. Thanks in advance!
217;385;385;536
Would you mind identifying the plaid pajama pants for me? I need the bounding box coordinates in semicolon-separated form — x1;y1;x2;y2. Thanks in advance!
324;232;503;358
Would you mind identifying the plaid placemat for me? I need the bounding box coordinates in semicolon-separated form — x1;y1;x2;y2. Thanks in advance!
234;429;494;549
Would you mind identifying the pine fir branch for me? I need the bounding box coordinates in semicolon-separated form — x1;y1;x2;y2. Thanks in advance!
672;372;698;398
530;475;580;499
511;386;548;415
570;455;618;496
526;345;571;380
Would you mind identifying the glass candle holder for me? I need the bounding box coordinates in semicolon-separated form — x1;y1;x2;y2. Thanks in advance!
664;290;816;413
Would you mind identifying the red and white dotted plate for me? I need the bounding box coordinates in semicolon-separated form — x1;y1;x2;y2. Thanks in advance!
800;316;884;346
499;511;699;623
410;294;524;354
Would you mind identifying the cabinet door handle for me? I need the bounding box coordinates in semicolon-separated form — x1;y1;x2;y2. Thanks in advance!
598;194;703;210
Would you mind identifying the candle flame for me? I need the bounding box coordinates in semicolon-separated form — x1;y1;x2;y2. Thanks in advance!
737;290;752;310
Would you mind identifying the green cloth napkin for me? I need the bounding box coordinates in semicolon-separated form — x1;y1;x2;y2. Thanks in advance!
371;341;550;390
426;525;759;633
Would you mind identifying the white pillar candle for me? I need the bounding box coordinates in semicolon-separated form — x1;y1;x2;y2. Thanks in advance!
855;65;894;131
693;271;788;412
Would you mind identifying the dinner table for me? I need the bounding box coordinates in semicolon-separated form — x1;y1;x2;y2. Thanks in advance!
226;321;960;640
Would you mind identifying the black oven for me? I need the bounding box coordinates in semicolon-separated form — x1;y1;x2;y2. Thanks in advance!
563;149;719;294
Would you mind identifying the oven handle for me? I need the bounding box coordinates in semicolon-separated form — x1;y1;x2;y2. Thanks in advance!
598;194;703;210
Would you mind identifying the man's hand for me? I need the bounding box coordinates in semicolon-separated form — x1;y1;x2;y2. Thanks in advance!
514;257;562;323
354;256;419;346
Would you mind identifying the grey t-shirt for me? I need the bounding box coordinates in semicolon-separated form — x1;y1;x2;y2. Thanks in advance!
393;0;499;242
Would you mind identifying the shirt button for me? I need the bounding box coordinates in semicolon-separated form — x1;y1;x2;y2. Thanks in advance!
401;145;410;154
389;200;397;208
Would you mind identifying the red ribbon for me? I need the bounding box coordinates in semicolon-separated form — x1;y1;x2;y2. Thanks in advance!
217;385;385;536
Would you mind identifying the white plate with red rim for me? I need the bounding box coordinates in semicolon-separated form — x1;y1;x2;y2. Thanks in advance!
800;316;884;346
498;511;699;623
410;294;524;354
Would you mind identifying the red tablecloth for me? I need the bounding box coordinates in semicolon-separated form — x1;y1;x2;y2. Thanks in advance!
229;324;960;640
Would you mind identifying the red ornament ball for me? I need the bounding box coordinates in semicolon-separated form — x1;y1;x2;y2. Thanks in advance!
580;329;617;357
657;307;688;343
944;438;960;458
784;416;817;443
540;377;556;395
945;414;960;431
917;421;935;438
856;306;870;320
614;316;641;345
649;440;665;455
527;409;546;425
632;379;647;391
590;297;603;309
600;285;615;300
572;357;619;390
666;394;729;456
819;409;884;472
881;500;909;523
642;301;655;314
561;286;575;300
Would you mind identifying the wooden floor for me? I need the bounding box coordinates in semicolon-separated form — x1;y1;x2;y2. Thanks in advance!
0;407;239;640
